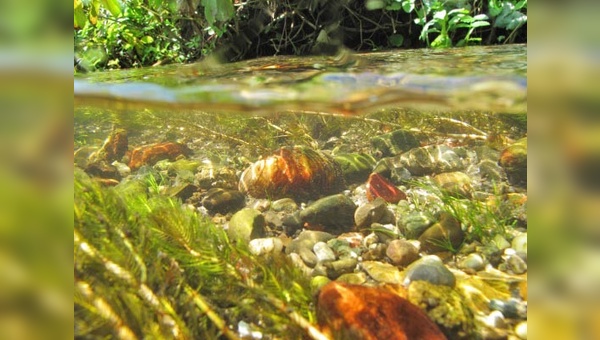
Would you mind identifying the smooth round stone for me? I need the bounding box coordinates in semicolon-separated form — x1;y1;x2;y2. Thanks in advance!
336;272;368;285
489;298;527;319
354;197;395;228
386;239;419;267
418;212;464;254
310;275;331;293
324;258;358;279
483;310;506;328
499;137;527;187
398;210;435;239
248;237;284;256
361;261;402;284
201;188;246;214
314;242;337;262
511;233;527;254
363;233;379;248
403;255;456;287
433;171;474;198
288;253;312;277
506;254;527;274
271;198;298;212
492;234;511;250
400;145;465;176
298;247;318;268
515;321;527;339
458;253;485;272
227;208;266;243
300;194;357;234
285;230;335;255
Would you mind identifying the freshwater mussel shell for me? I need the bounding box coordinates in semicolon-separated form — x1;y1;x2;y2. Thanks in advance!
239;146;345;200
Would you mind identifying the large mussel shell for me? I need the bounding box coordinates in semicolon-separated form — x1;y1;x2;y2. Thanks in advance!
239;146;345;200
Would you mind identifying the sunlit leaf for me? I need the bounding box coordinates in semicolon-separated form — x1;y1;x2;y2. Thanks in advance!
202;0;234;26
141;36;155;44
101;0;122;17
471;21;490;28
74;0;87;29
402;0;415;13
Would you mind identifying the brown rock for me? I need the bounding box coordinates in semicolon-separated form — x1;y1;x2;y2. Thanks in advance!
317;281;447;340
419;212;464;254
128;142;190;171
366;172;407;204
386;239;420;267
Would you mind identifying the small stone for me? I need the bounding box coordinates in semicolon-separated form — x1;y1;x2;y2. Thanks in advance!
365;173;407;203
483;310;506;328
418;212;464;254
195;163;238;190
386;239;420;267
489;298;527;319
285;230;335;255
505;254;527;274
317;282;447;340
298;247;318;267
354;197;395;229
492;234;511;250
288;253;312;276
168;159;201;174
370;129;421;157
336;272;368;285
433;171;474;198
300;194;356;234
499;137;527;187
248;237;284;256
361;243;387;261
323;258;358;279
313;242;336;262
310;275;331;293
227;208;266;243
398;210;436;239
271;198;298;212
400;145;465;176
281;212;303;236
111;161;131;177
163;183;198;201
361;261;402;284
511;233;527;254
362;233;379;248
403;255;456;287
515;321;527;339
458;253;485;272
201;188;246;214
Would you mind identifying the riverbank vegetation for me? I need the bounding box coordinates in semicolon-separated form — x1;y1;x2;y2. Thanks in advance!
74;0;526;71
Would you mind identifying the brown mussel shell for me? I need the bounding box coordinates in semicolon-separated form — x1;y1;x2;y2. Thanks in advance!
239;146;345;200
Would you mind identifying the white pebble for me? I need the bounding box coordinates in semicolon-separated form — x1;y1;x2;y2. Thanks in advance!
248;238;283;256
515;321;527;339
313;242;336;262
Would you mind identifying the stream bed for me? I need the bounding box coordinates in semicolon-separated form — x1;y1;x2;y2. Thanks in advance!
75;45;527;340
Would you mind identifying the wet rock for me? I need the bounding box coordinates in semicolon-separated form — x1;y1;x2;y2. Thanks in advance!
354;197;395;229
310;276;331;293
286;230;335;252
400;145;465;176
227;208;266;243
489;298;527;319
361;261;402;284
313;242;336;262
89;128;128;164
458;253;485;272
373;156;413;184
477;159;505;183
515;321;527;339
499;137;527;187
168;159;200;174
403;255;456;287
408;280;475;339
361;243;387;261
111;161;131;177
398;210;436;239
163;183;198;201
317;282;447;340
333;153;376;184
298;248;319;267
504;254;527;274
271;198;298;212
482;310;506;329
129;142;190;171
433;171;473;198
323;258;358;279
419;212;464;254
281;212;303;236
386;239;420;267
362;233;379;248
492;234;511;250
84;161;121;180
370;129;421;157
195;163;238;189
239;146;345;200
335;232;364;248
371;222;401;242
511;233;527;254
327;238;361;259
201;188;245;214
248;237;284;256
336;272;368;285
365;172;407;203
300;194;356;234
288;253;312;277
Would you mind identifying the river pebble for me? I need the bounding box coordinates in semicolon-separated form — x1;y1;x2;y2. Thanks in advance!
313;242;336;262
403;255;456;287
386;239;419;267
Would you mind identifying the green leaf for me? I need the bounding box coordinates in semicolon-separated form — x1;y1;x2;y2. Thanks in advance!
402;0;415;13
388;33;404;47
74;0;87;29
473;14;489;21
101;0;122;17
433;10;447;20
202;0;234;26
366;0;386;10
431;33;451;48
141;36;155;44
386;3;402;11
470;21;490;28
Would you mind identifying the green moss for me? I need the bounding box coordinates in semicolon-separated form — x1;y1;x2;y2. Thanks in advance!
74;168;320;339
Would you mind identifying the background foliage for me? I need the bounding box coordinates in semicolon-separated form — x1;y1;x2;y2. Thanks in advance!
74;0;526;71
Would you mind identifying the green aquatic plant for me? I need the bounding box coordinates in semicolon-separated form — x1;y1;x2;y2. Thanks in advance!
74;168;326;339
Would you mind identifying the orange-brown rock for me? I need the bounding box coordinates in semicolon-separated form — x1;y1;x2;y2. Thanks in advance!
366;172;407;203
317;281;447;340
128;142;190;170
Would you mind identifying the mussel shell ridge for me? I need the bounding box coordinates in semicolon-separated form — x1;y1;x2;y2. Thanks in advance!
239;146;345;200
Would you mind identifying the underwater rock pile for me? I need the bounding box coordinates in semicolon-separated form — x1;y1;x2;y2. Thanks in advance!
75;124;528;339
